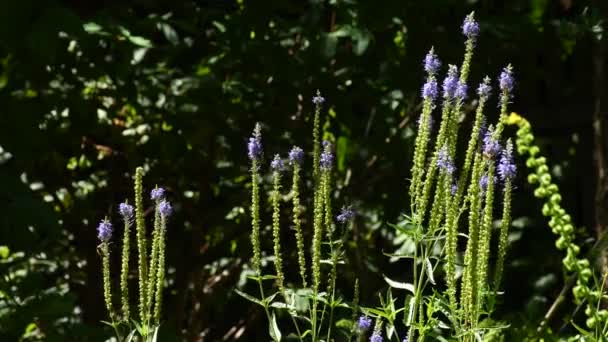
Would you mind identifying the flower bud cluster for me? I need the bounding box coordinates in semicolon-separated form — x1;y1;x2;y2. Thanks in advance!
509;113;606;329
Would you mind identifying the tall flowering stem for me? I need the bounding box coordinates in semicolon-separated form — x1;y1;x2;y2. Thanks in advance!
271;155;286;294
153;200;171;325
460;152;484;327
410;49;440;206
312;90;325;182
98;219;115;321
119;202;134;322
134;167;148;322
248;124;263;274
474;161;496;325
146;187;164;322
494;140;516;290
289;146;307;288
454;77;491;208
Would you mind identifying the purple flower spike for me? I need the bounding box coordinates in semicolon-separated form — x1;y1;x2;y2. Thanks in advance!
477;77;492;98
320;141;334;170
159;200;172;218
247;123;263;162
370;332;384;342
498;141;516;182
119;202;134;220
422;79;438;100
438;146;455;175
451;183;458;196
312;90;325;105
424;48;441;75
151;187;165;201
320;151;333;170
288;146;304;165
271;154;284;172
483;128;500;158
499;65;514;93
358;315;372;330
337;207;355;224
462;13;480;39
442;65;459;99
97;219;113;242
455;81;468;100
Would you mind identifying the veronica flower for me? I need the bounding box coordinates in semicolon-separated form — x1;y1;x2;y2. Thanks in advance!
247;123;263;162
455;81;468;100
151;187;165;201
97;219;113;242
320;141;334;171
477;77;492;99
370;332;383;342
424;48;441;75
462;13;480;39
442;65;459;99
498;141;516;182
288;146;304;165
499;65;514;93
159;200;172;218
312;90;325;105
422;78;438;100
358;315;372;331
483;128;500;158
270;154;284;172
337;207;355;224
119;202;134;220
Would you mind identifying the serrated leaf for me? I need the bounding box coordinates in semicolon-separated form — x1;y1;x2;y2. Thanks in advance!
425;258;436;285
234;289;264;307
383;275;415;293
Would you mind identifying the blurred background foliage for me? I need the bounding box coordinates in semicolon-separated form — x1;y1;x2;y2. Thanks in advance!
0;0;606;340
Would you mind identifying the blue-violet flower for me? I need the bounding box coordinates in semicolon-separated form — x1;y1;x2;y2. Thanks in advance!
358;315;372;330
97;219;113;242
119;202;134;220
247;123;263;162
462;13;480;39
424;48;441;75
271;154;284;172
498;141;516;181
159;200;172;218
151;187;165;201
337;207;355;224
288;146;304;165
499;66;514;93
442;65;459;99
422;79;438;100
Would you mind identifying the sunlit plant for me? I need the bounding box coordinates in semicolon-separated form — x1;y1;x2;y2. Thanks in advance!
96;167;172;341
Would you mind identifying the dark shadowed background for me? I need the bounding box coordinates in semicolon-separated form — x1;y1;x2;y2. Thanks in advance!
0;0;606;340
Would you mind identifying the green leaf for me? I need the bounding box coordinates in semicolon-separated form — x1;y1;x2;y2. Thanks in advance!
269;312;282;342
234;289;264;307
83;22;103;34
425;258;436;285
125;329;138;342
383;275;414;293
